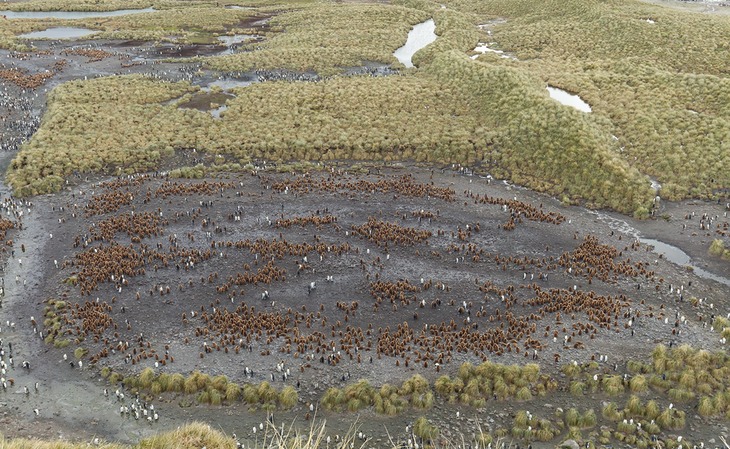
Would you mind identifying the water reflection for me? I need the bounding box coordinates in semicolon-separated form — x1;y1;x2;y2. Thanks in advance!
19;27;98;39
546;86;592;113
393;19;437;68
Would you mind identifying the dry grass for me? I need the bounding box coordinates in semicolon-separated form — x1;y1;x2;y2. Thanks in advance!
0;422;232;449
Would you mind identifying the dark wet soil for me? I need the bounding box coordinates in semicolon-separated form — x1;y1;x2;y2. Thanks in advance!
177;91;235;111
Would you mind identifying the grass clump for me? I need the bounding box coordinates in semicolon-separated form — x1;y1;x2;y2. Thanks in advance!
399;374;434;409
138;367;156;389
511;411;558;442
629;374;648;393
206;3;429;74
708;239;730;259
435;361;552;406
412;416;439;441
74;347;88;359
601;375;624;396
11;56;654;215
224;383;241;402
278;385;298;409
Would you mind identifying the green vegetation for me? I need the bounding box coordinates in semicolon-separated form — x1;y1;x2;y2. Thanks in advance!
434;0;730;200
3;0;154;12
510;410;559;442
7;75;199;196
0;2;262;48
0;422;234;449
206;3;429;74
320;363;554;416
73;346;88;359
709;239;730;260
412;416;439;441
85;7;255;43
116;368;297;410
6;0;730;210
321;375;433;414
435;361;556;405
9;62;655;213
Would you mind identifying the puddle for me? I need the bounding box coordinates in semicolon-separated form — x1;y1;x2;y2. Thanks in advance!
210;104;228;118
546;86;592;112
1;7;154;19
641;238;730;286
19;27;98;39
650;178;662;192
206;79;256;90
216;34;260;55
250;17;271;27
174;91;234;119
393;19;437;68
217;34;258;46
225;5;252;9
589;210;730;286
470;42;516;60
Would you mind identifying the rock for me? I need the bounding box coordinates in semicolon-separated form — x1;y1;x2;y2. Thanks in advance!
559;439;580;449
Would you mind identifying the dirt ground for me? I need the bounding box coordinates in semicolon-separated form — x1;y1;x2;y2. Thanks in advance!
0;28;729;449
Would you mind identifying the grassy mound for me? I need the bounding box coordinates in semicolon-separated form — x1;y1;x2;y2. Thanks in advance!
7;0;730;212
206;3;430;74
0;422;234;449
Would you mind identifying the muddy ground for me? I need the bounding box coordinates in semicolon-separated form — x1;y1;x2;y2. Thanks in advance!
0;28;729;449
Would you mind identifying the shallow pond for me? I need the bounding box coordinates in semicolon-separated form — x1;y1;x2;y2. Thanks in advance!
590;210;730;287
217;34;258;46
206;79;256;90
210;104;228;119
547;86;592;112
471;42;515;60
640;238;730;287
393;19;437;68
19;27;98;39
1;7;154;19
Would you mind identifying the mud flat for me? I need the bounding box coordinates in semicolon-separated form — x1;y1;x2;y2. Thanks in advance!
0;162;725;447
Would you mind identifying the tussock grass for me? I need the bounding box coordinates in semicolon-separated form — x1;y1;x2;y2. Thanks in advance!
323;375;433;414
413;416;439;441
12;57;654;214
629;374;648;393
698;396;715;416
0;422;234;449
511;411;558;442
7;0;730;211
206;3;429;74
139;367;156;389
601;402;621;421
4;0;153;12
569;381;586;396
708;239;730;260
601;375;624;396
73;347;88;359
667;387;695;402
112;368;294;409
408;0;730;202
